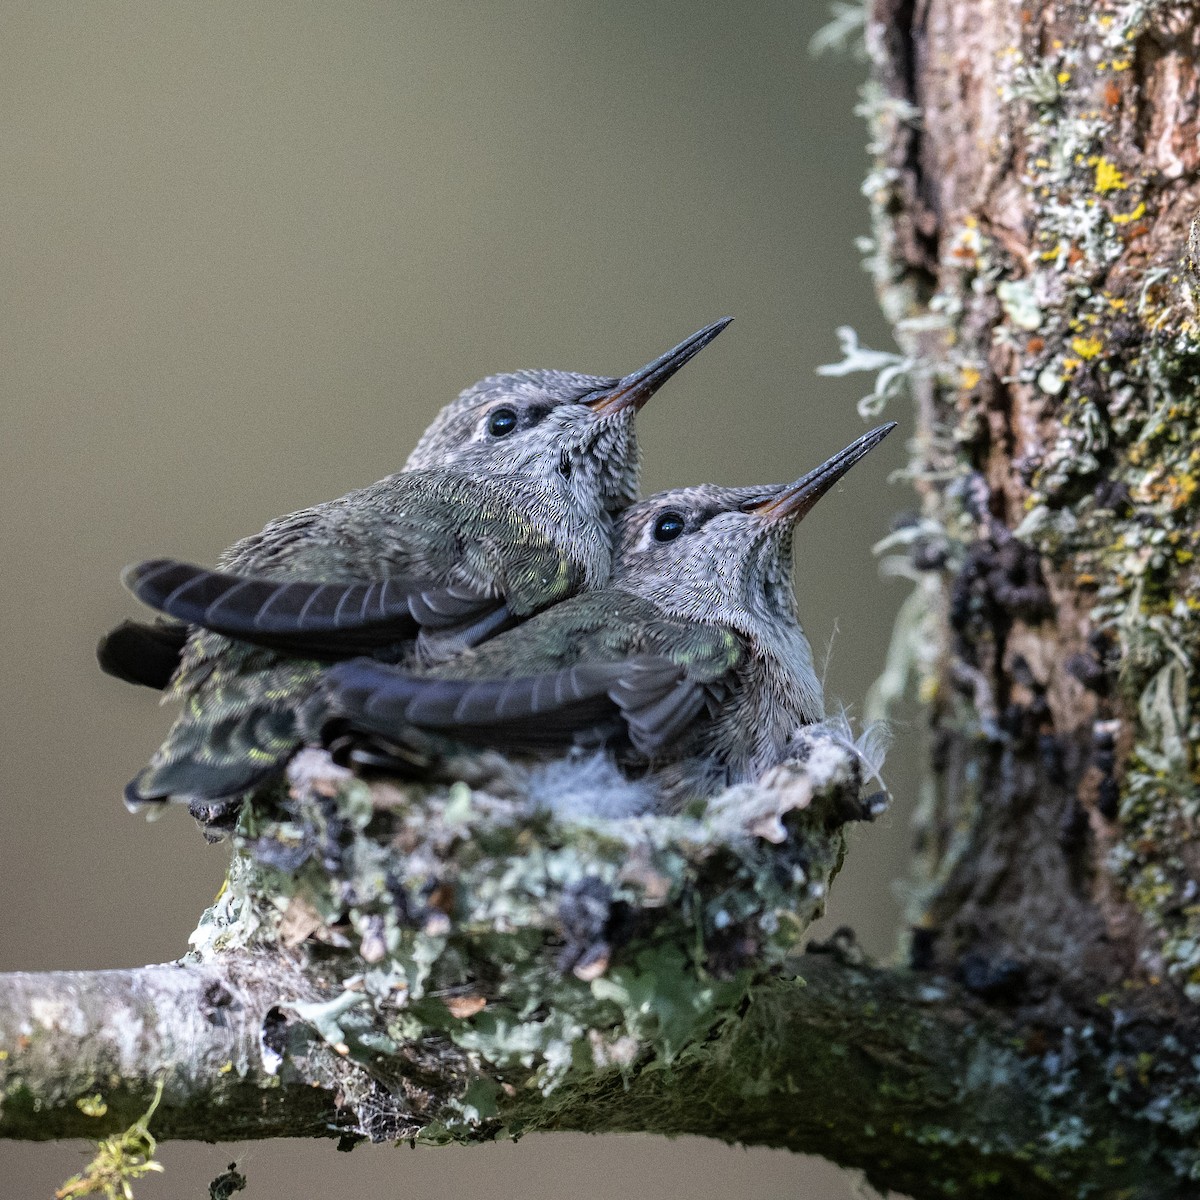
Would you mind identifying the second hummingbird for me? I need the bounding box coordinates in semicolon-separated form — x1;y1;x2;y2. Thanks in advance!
316;424;895;806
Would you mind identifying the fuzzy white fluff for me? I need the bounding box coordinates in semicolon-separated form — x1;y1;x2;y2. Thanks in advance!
525;750;659;821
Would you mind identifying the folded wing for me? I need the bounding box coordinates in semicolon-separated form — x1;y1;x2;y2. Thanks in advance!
121;559;507;656
318;654;711;758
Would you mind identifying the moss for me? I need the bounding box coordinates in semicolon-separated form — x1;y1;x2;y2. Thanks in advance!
55;1079;165;1200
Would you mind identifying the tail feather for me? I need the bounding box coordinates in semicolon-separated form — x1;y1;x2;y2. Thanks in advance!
98;619;189;690
124;756;282;810
124;708;297;808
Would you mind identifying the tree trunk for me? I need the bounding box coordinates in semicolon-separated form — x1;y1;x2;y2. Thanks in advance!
865;0;1200;1017
3;4;1200;1199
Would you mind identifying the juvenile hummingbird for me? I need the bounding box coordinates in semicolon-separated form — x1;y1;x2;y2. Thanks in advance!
316;423;895;803
114;319;731;813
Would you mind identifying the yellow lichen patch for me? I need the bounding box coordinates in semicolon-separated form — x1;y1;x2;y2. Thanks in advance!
1113;202;1146;225
960;366;982;390
1072;336;1104;360
1169;473;1198;509
950;218;983;261
1134;465;1199;510
75;1094;108;1118
1093;158;1128;193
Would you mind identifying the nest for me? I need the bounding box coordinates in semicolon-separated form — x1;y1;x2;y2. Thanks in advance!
188;725;883;1139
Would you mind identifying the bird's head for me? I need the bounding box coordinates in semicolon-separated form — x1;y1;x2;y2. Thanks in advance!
613;424;896;640
404;319;732;514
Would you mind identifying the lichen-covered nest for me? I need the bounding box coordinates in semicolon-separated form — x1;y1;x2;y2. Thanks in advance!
188;724;883;1139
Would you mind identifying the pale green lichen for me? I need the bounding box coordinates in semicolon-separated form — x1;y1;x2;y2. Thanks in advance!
808;2;866;61
816;324;919;419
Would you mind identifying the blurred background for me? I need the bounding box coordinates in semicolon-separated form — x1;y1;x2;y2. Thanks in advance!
1;2;917;1196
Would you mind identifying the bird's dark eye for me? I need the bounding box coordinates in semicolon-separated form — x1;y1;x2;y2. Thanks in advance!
652;511;685;542
487;407;518;437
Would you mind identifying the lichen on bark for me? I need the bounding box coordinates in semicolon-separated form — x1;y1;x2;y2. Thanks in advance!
860;0;1200;1014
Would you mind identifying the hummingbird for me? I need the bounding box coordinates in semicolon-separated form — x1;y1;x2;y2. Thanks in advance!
113;319;731;815
315;423;896;804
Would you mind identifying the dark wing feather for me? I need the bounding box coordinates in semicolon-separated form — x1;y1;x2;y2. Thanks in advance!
609;662;711;756
319;655;708;756
322;661;614;748
412;592;515;665
122;559;506;655
97;618;189;689
407;584;502;630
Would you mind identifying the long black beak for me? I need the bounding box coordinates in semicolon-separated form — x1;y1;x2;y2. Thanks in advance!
587;317;733;416
745;423;897;523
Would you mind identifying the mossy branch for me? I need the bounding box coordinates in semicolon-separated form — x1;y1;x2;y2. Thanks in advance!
4;745;1195;1198
2;950;1198;1199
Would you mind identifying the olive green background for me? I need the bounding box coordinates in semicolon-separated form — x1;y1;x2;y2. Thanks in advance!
1;3;917;1196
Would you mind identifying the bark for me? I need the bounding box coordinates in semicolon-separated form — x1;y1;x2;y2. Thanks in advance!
4;3;1200;1199
0;956;336;1142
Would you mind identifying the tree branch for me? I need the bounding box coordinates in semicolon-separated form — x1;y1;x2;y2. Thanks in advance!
0;954;338;1142
3;950;1198;1199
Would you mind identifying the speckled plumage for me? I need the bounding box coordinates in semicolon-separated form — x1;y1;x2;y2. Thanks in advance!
318;425;895;807
116;321;731;813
